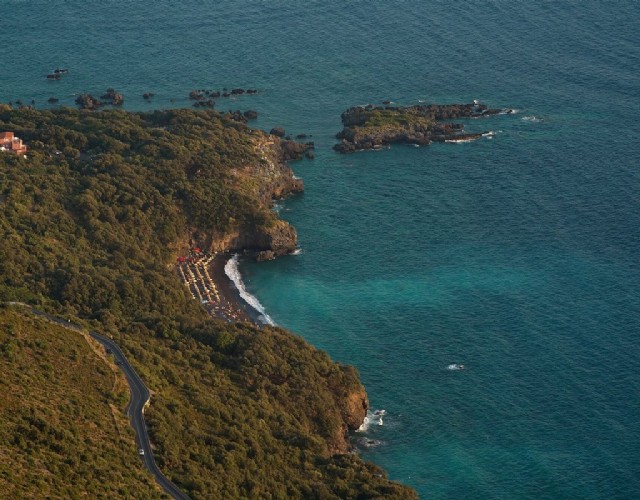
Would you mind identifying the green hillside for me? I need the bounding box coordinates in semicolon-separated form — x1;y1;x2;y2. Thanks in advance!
0;107;417;499
0;306;163;498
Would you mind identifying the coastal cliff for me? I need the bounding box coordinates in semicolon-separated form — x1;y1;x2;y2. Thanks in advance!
334;102;505;152
187;132;305;260
205;219;298;260
0;107;417;498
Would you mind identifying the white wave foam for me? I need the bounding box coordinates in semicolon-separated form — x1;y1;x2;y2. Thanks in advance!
445;137;478;144
447;363;465;371
224;255;276;326
357;409;386;432
291;248;303;255
522;115;543;122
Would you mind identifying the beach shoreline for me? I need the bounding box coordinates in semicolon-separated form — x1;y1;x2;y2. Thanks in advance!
176;250;266;327
209;253;266;327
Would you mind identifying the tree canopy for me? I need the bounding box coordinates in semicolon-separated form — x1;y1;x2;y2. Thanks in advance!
0;108;417;498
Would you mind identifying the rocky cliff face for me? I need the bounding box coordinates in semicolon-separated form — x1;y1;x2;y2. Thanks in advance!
205;219;297;260
323;383;369;455
321;365;370;455
342;384;369;433
193;134;305;259
243;134;305;203
322;386;370;455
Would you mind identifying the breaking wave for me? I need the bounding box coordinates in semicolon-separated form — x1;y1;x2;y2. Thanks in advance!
357;409;386;432
445;137;479;144
224;254;276;326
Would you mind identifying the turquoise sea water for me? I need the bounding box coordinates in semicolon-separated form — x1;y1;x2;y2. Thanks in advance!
3;1;640;497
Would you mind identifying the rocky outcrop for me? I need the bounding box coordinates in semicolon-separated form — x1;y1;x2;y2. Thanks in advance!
324;366;370;455
256;250;275;262
334;101;505;153
75;89;125;109
75;93;101;110
192;99;215;108
223;110;247;122
101;88;124;105
204;219;298;259
270;127;286;138
280;140;314;161
341;384;369;433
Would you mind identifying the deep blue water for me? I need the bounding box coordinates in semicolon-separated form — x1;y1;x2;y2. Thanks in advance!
3;1;640;497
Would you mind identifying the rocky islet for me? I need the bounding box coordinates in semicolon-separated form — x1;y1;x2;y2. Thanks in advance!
334;102;507;153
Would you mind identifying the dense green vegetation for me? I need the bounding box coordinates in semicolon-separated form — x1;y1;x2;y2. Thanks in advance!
0;307;163;498
361;108;434;129
0;108;417;498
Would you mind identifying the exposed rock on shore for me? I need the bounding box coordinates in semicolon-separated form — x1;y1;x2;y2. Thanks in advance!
205;219;298;261
334;102;504;153
101;88;124;105
75;89;124;109
270;126;286;137
280;140;314;161
75;93;102;110
344;388;369;430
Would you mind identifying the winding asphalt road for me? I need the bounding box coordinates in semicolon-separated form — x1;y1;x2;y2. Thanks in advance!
90;332;190;500
6;303;189;499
